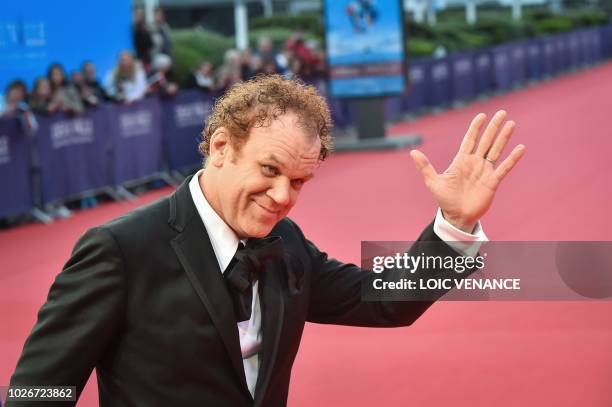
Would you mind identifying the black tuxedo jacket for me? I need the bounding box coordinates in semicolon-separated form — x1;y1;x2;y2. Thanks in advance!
8;177;461;406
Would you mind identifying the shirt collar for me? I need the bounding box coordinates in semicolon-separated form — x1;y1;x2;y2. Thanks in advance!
189;169;240;274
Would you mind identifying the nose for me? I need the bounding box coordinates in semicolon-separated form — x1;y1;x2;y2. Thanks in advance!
267;177;292;207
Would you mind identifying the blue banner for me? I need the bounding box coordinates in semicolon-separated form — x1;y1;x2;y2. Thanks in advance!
590;28;602;62
554;36;568;73
310;79;355;128
602;25;612;58
106;98;164;185
473;51;493;94
162;90;213;171
450;53;475;103
36;108;111;204
525;39;543;81
542;37;557;76
428;58;451;107
0;0;132;98
403;58;430;113
509;43;526;86
0;117;33;217
492;46;512;90
384;96;404;121
566;33;580;70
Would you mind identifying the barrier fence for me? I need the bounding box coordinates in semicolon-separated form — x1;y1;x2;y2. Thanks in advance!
2;26;612;220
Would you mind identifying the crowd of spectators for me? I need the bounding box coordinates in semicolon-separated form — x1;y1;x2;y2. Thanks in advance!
1;6;326;120
197;33;325;94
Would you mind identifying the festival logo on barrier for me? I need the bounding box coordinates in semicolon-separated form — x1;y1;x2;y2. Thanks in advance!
174;100;212;128
512;47;525;62
50;118;94;149
410;66;424;83
0;135;9;164
454;57;472;76
494;52;508;68
431;62;449;81
477;54;490;69
119;110;153;138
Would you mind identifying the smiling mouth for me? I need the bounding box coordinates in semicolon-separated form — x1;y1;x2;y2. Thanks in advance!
254;201;280;216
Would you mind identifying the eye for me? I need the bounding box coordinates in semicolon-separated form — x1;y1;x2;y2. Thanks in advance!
291;179;305;189
261;165;279;176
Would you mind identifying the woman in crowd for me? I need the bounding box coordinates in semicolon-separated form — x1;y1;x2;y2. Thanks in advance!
1;80;38;133
47;63;85;114
29;78;60;114
1;80;28;116
186;61;216;92
216;49;243;93
104;51;148;103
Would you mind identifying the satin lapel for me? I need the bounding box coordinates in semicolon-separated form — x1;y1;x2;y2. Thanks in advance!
170;198;250;396
254;259;286;405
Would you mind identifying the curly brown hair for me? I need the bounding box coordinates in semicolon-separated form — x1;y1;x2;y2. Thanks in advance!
199;75;333;162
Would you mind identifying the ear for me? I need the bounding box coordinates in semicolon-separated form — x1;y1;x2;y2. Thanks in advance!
208;127;231;167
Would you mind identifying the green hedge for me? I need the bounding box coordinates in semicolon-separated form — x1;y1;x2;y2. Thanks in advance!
172;29;234;85
408;38;437;57
251;13;322;37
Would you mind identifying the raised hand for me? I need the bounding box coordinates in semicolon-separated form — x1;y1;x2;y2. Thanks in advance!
410;110;525;233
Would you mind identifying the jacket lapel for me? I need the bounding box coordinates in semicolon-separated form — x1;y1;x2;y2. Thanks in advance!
168;177;250;396
254;258;286;405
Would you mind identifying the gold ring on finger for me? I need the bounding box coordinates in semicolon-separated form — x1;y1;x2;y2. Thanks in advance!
484;156;496;165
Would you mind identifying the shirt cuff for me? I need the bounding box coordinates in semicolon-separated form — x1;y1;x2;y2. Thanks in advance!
433;208;488;257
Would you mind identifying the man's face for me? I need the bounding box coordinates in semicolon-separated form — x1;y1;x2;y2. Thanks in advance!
206;112;321;238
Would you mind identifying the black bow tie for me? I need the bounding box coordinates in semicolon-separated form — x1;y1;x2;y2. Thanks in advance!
224;236;284;321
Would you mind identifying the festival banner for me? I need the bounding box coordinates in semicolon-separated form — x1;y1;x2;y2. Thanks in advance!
402;58;430;113
36;108;111;204
162;90;213;171
106;98;164;185
473;51;494;94
0;117;33;217
427;58;451;107
450;53;475;103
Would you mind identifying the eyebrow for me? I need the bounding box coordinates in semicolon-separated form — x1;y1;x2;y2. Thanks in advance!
264;153;284;166
263;154;315;180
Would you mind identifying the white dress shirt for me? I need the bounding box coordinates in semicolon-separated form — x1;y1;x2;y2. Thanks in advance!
188;169;487;398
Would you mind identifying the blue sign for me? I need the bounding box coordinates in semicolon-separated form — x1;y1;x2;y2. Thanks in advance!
0;0;132;98
0;117;33;217
324;0;406;97
162;90;214;171
36;108;112;204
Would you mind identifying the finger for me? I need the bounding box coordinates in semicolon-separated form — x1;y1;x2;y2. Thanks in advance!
476;110;507;157
485;120;516;162
494;144;525;182
459;113;487;154
410;149;438;184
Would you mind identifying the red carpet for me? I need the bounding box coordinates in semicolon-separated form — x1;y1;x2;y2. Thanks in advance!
2;63;612;406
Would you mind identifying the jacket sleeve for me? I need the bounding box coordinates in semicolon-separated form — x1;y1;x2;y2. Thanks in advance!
6;226;126;406
296;220;468;327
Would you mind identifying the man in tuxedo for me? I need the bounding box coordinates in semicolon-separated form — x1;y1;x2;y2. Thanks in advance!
8;76;524;406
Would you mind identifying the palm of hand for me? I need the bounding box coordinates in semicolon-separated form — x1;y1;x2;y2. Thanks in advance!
410;110;525;232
